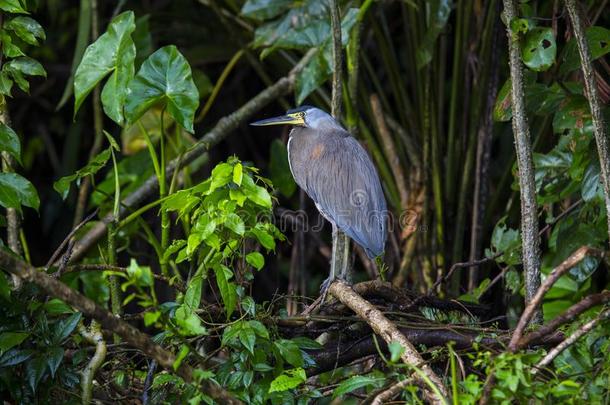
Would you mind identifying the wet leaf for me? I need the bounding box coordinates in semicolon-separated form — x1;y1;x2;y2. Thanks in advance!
333;375;385;399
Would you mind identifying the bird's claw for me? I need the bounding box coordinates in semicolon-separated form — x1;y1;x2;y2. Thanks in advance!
319;274;350;303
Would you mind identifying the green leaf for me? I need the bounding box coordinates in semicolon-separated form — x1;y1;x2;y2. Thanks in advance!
0;172;40;213
333;375;385;399
74;11;136;124
246;252;264;270
175;305;207;336
241;0;292;20
250;225;276;250
416;0;451;69
224;213;245;235
274;339;303;367
0;0;27;13
561;27;610;75
0;71;13;96
53;312;82;343
521;27;556;72
233;162;243;186
53;148;111;200
493;78;513;122
269;139;296;197
173;344;189;371
144;311;161;327
126;259;154;287
0;348;34;367
214;265;237;318
4;16;45;45
239;325;256;354
184;275;202;311
43;299;74;315
249;320;269;339
26;356;47;393
5;57;46;77
125;45;199;132
0;31;25;58
269;368;306;393
46;347;64;378
242;175;272;208
0;332;29;355
388;341;405;363
0;122;21;164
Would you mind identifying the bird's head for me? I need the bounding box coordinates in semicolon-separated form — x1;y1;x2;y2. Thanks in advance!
250;106;340;130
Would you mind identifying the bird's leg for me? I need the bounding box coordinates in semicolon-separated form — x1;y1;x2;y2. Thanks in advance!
320;223;340;301
338;232;352;283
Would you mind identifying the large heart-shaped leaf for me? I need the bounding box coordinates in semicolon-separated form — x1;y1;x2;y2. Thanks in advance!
74;11;135;125
125;45;199;132
0;172;39;213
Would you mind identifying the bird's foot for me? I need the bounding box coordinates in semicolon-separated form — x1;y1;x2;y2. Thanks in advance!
319;274;350;303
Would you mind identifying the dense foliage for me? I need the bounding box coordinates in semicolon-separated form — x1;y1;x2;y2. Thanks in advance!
0;0;609;403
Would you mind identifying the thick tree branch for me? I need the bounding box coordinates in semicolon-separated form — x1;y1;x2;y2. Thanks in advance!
68;50;315;264
564;0;610;245
329;280;449;404
0;250;242;405
502;0;542;324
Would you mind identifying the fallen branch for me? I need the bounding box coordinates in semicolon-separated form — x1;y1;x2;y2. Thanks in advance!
68;50;315;264
508;246;604;351
0;249;241;405
329;280;449;404
533;308;610;374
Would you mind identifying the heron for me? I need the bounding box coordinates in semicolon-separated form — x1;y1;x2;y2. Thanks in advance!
251;106;387;296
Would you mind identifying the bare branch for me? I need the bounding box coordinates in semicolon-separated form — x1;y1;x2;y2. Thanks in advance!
519;290;610;349
329;280;449;404
533;309;610;373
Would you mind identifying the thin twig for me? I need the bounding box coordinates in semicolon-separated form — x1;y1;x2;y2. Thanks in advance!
47;209;99;271
518;290;610;349
508;246;603;352
533;308;610;373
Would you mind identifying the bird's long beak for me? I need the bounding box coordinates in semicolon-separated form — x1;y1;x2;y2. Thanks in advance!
250;113;304;126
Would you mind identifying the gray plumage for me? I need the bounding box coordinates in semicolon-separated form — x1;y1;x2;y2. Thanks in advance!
286;108;387;258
